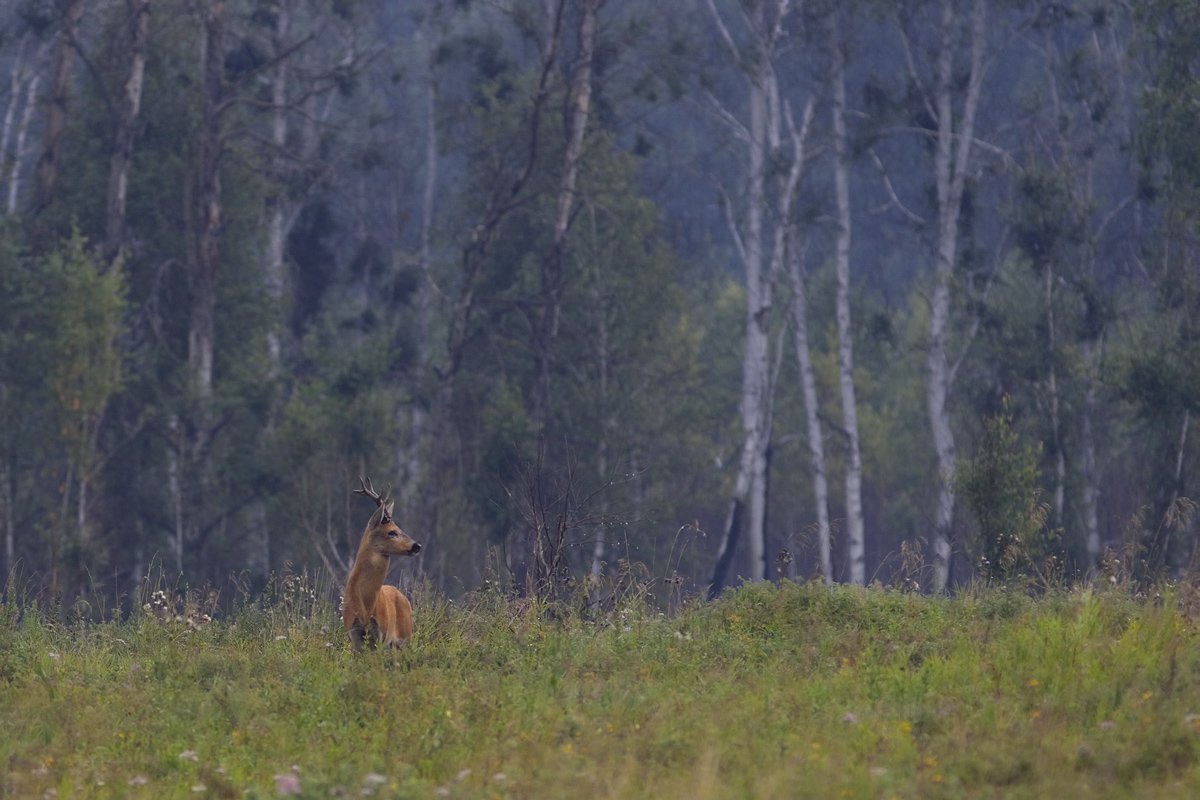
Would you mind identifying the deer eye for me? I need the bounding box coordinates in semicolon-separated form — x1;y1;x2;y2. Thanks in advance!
387;530;399;538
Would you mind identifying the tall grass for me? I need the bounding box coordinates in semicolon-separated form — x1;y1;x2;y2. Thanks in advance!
3;578;1200;798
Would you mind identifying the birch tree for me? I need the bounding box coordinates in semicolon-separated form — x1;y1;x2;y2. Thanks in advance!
829;8;866;584
189;0;225;412
705;0;815;595
900;0;987;591
785;235;832;583
0;36;44;215
532;0;600;423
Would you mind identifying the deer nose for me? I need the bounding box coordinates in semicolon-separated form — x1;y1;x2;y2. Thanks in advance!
410;542;422;555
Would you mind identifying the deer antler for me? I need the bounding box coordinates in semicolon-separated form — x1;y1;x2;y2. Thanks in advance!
354;475;393;521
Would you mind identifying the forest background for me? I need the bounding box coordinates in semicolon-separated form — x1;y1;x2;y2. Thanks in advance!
1;0;1198;614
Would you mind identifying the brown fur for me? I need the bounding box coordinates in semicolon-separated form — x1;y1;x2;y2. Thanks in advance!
342;494;421;651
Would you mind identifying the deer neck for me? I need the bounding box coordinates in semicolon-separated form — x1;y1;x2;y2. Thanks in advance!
348;534;390;604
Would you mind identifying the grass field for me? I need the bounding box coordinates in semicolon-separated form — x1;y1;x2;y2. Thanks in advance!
3;578;1200;798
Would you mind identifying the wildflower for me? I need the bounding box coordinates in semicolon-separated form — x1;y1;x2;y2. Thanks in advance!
1099;720;1116;731
1026;678;1039;689
191;784;206;793
841;712;858;724
179;750;199;763
274;772;301;796
128;776;148;787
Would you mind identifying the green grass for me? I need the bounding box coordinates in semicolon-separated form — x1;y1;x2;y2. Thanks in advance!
3;580;1200;798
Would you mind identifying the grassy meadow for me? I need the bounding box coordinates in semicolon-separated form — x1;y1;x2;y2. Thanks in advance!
3;578;1200;799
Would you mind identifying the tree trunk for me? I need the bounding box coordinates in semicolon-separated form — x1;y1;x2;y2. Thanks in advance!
190;0;225;411
168;415;185;574
706;0;811;595
1081;337;1101;563
33;0;85;221
533;0;598;423
0;37;29;208
589;263;611;582
786;242;832;586
709;9;771;595
400;71;438;500
831;12;866;585
104;0;151;266
926;0;986;592
264;1;290;370
5;72;38;215
1038;263;1066;534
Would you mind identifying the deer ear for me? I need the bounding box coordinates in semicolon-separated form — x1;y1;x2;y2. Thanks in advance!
384;500;395;520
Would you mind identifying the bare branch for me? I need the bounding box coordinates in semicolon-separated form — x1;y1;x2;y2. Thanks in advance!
868;147;926;225
698;90;751;143
718;183;748;266
705;0;744;67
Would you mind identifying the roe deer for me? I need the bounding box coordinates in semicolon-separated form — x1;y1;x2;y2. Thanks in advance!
342;476;422;650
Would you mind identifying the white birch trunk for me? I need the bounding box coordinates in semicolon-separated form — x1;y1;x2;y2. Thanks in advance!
7;73;39;214
706;0;809;593
0;38;28;206
1044;266;1066;529
786;243;832;583
264;2;290;370
927;0;986;592
534;0;598;421
168;415;185;574
831;14;866;584
708;57;770;592
589;267;610;581
1081;338;1101;562
401;68;438;499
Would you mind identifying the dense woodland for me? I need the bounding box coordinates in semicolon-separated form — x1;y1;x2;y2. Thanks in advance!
0;0;1197;612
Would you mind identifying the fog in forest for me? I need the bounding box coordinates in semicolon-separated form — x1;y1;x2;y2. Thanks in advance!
1;0;1197;612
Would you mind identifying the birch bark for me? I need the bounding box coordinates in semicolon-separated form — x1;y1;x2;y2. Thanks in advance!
830;12;866;584
706;0;810;594
5;71;38;214
926;0;986;592
533;0;599;423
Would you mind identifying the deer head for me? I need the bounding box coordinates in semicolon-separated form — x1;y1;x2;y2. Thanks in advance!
354;475;422;558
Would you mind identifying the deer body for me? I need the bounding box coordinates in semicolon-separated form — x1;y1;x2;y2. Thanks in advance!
342;477;422;651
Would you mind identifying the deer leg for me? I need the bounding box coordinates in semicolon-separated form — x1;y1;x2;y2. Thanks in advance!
349;617;367;652
367;617;382;650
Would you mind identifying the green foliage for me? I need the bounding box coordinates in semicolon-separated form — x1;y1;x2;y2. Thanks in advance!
5;582;1200;797
1139;0;1200;213
40;229;126;477
957;403;1054;582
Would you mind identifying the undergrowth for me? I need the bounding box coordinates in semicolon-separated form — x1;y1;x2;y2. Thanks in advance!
3;578;1200;798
